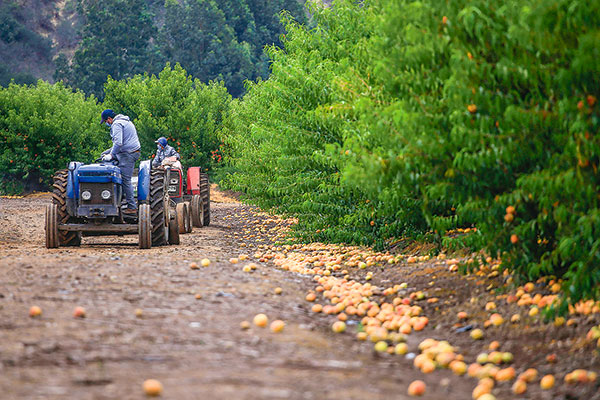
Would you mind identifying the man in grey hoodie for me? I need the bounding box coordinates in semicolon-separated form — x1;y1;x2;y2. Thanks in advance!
100;109;141;215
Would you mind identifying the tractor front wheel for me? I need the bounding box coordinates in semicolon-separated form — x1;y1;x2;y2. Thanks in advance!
52;169;81;246
45;204;59;248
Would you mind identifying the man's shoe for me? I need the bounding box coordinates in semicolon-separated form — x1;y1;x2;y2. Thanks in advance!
122;208;137;216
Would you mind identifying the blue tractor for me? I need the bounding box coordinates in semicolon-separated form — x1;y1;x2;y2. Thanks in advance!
45;159;180;249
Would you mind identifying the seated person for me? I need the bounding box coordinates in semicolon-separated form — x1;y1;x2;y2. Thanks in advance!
152;136;181;169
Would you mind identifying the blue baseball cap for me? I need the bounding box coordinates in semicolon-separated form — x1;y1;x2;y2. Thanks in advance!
155;137;168;147
100;109;116;124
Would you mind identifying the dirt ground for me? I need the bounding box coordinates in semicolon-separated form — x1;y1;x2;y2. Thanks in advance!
0;188;598;399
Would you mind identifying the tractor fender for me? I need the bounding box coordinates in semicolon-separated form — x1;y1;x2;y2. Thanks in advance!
66;161;83;215
137;160;151;202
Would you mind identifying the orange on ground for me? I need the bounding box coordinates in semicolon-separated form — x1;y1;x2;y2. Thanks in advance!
143;379;163;397
253;313;268;328
270;320;285;333
407;380;426;396
29;306;42;318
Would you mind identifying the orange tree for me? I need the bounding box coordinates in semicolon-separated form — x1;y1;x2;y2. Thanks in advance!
103;64;231;172
0;81;104;194
220;0;600;305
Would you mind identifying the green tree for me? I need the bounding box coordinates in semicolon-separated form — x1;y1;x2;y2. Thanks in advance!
103;64;231;171
56;0;160;99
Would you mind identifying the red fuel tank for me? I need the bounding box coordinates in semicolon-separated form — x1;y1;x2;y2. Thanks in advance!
186;167;202;195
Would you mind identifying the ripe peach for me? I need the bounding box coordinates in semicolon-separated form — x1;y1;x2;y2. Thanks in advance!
472;383;491;399
332;321;346;333
457;311;468;320
510;234;519;244
477;395;496;400
504;213;514;222
29;306;42;318
242;265;252;272
356;332;368;341
374;341;388;353
200;258;210;267
407;380;426;396
274;287;283;295
135;308;143;318
143;379;163;397
495;367;516;381
253;313;268;327
73;306;86;318
240;320;250;330
528;307;539;317
512;379;527;394
420;359;436;374
518;368;538;383
488;341;500;351
450;360;467;375
394;343;408;355
189;262;199;270
442;16;448;24
305;293;317;302
489;313;504;326
270;320;285;333
506;206;516;214
194;293;202;299
229;257;239;264
470;328;484;340
540;374;555;389
467;104;477;114
311;304;323;313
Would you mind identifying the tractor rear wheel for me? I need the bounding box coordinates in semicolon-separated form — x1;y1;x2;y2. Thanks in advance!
190;194;204;228
176;202;189;234
184;201;193;233
45;204;59;248
52;169;81;246
169;212;180;245
150;169;169;246
138;204;151;249
200;173;210;226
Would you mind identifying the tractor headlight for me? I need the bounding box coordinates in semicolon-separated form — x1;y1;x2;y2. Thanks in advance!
170;178;178;184
81;190;92;201
101;190;111;200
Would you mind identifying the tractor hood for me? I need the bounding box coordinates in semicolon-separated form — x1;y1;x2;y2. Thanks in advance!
77;164;122;184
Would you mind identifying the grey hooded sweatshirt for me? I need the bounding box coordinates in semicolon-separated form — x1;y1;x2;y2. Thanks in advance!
108;114;141;156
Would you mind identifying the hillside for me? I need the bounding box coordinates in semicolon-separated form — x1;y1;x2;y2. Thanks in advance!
0;0;306;97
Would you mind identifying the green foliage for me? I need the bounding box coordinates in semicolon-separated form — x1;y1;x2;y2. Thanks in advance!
54;0;306;99
56;0;162;99
221;0;600;304
0;81;104;194
103;64;231;171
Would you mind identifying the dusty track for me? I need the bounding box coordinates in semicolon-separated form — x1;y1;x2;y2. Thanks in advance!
0;190;472;400
1;189;599;400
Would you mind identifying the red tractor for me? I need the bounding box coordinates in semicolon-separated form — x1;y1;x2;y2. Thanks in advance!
165;166;210;234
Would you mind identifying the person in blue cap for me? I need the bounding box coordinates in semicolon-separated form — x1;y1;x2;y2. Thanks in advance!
100;109;141;215
152;136;180;168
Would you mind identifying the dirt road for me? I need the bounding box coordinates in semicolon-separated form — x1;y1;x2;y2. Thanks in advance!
0;189;472;400
1;189;598;400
